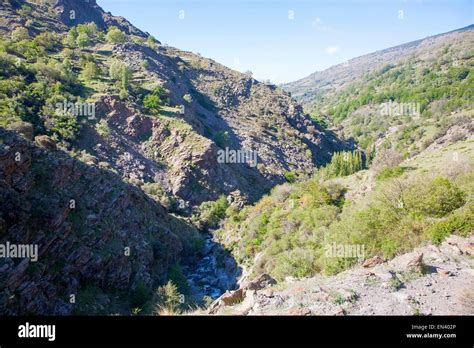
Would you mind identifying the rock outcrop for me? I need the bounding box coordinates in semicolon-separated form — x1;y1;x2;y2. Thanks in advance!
204;236;474;315
0;129;201;315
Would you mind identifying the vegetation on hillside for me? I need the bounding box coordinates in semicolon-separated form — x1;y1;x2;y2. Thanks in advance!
301;37;474;157
215;149;473;280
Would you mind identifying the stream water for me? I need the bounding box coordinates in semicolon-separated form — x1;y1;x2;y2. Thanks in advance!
183;234;241;301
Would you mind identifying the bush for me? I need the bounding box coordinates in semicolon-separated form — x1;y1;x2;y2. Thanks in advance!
425;206;474;244
143;94;161;114
81;61;100;81
95;119;110;138
213;131;229;148
17;4;32;17
183;94;193;103
45;112;80;141
142;87;169;113
153;281;183;314
106;26;127;44
371;148;403;172
193;195;229;230
284;171;297;183
405;177;465;218
146;35;157;48
273;248;320;280
34;32;61;52
376;166;404;181
11;27;30;42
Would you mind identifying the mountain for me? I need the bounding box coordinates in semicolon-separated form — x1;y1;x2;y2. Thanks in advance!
205;26;473;314
0;0;472;317
0;0;347;315
283;25;473;104
0;128;202;314
0;0;346;207
283;25;473;157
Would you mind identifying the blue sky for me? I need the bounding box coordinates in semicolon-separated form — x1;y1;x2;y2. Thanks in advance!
98;0;473;83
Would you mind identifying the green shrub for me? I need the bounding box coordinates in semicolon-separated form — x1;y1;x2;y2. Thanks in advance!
95;119;110;138
284;171;297;183
213;131;229;148
106;26;127;44
46;112;80;141
11;27;30;42
183;94;193;103
405;177;465;218
425;206;474;244
143;94;161;113
376;166;404;181
193;195;229;230
17;4;32;17
143;86;169;113
154;281;183;314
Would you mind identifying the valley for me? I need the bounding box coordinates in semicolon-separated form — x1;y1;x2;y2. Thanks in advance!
0;0;472;316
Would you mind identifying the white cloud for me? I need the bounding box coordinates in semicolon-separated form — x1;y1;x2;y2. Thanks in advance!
325;46;340;55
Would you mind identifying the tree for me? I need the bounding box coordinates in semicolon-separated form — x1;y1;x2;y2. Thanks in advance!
109;61;130;81
143;94;161;113
11;27;30;42
77;23;98;38
325;150;364;178
106;26;127;44
147;35;157;48
81;61;100;81
76;32;92;49
33;32;60;52
109;60;132;95
66;27;78;47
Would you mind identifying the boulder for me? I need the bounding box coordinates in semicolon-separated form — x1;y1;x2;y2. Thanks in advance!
245;274;277;291
35;135;57;151
362;255;385;268
6;121;34;140
406;253;424;270
220;288;244;306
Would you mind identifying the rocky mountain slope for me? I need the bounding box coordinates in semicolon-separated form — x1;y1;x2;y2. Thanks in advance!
283;25;473;158
0;0;347;315
283;25;473;105
1;0;346;207
0;128;203;314
1;0;472;317
206;235;474;315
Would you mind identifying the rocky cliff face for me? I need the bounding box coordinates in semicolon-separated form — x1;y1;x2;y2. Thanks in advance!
0;0;147;37
0;0;347;207
0;0;347;315
0;129;202;314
